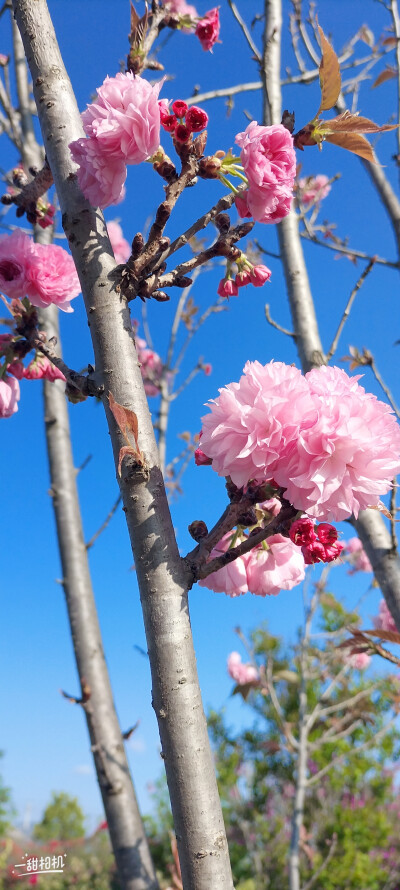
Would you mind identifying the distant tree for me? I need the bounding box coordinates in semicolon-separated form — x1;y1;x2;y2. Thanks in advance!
33;792;85;841
0;753;11;838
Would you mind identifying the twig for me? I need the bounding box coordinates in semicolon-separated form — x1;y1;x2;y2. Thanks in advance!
326;258;376;361
186;81;263;105
390;484;398;551
86;494;122;551
226;0;261;62
299;228;399;269
166;190;240;259
369;357;400;420
158;220;254;288
390;0;400;163
306;718;396;786
300;835;338;890
265;303;296;338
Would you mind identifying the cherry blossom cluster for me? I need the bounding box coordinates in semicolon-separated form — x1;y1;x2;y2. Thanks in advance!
0;336;66;418
164;3;221;50
132;323;165;397
159;100;208;144
346;652;371;670
227;651;259;686
199;529;305;598
69;73;162;209
0;230;80;312
344;537;373;574
374;598;397;634
297;174;331;207
217;255;271;299
234;123;296;224
199;361;400;522
289;517;343;564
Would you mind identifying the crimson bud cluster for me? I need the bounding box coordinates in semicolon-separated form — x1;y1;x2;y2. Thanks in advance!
159;100;208;144
289;517;344;564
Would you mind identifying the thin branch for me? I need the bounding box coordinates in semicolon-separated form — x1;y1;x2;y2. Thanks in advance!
312;684;379;720
86;494;122;551
299;228;399;270
390;0;400;162
166;189;240;260
300;835;338;890
227;0;261;62
326;258;376;361
265;303;296;338
369;357;400;420
186;81;262;105
390;483;398;551
306;718;396;786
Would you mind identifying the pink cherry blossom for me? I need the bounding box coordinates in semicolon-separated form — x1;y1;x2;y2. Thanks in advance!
198;532;249;597
249;264;272;287
298;174;331;206
275;365;400;521
344;537;373;573
135;334;164;397
195;8;220;52
80;72;162;164
235;122;296;224
0;374;20;417
0;229;35;299
70;136;127;209
227;651;259;685
347;652;371;670
246;534;305;597
163;0;198;29
107;220;131;264
217;277;239;298
374;598;397;633
257;497;281;517
290;517;317;546
25;243;81;313
200;360;317;489
7;360;24;379
24;355;66;382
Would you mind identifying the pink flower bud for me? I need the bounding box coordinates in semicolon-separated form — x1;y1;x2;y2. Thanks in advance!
175;123;191;143
161;113;178;133
172;99;188;117
194;447;212;466
249;265;272;287
195;8;220;52
235;269;252;287
322;541;344;562
289;517;316;546
7;359;24;379
186;105;209;132
235;192;252;218
202;363;212;376
316;522;338;544
217;277;239;298
301;540;327;564
24;355;66;382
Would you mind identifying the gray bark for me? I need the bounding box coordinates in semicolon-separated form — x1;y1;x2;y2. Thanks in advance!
262;0;400;631
12;19;158;890
12;2;234;887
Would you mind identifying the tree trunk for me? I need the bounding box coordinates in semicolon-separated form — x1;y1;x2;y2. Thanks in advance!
12;2;234;888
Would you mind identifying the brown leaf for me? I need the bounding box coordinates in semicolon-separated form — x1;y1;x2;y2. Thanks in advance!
362;628;400;645
369;500;392;519
322;110;398;134
382;36;400;47
317;26;341;114
324;131;377;164
109;392;145;476
372;67;397;89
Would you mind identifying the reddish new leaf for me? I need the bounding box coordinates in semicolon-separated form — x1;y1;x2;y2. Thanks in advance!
372;67;397;89
324;131;377;164
322;110;398;134
362;628;400;645
317;26;341;114
369;500;392;519
109;392;145;476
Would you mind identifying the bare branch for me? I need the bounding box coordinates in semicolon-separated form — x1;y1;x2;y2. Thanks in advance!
227;0;261;62
326;258;376;361
265;303;296;338
86;494;122;551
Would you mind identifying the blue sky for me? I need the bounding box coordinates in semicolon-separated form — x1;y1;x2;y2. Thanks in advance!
1;0;400;833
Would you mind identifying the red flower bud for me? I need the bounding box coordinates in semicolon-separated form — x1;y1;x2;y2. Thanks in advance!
172;100;188;118
186;105;209;132
161;114;178;133
316;522;338;545
175;123;191;143
301;540;326;564
217;277;239;298
194;447;212;466
289;517;316;546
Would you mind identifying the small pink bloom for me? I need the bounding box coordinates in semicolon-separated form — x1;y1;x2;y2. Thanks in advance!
28;876;38;886
227;651;259;685
135;333;164;397
198;532;249;597
217;277;239;298
70;136;127;209
0;229;35;299
195;7;220;51
373;598;397;633
80;72;162;165
289;517;316;546
202;363;212;376
7;359;24;379
24;354;66;382
25;243;81;313
107;220;131;264
235;269;252;287
258;497;281;517
172;99;188;117
163;0;198;26
298;174;331;206
235;192;252;218
344;536;373;573
347;652;371;670
246;534;305;596
249;264;272;287
235;122;296;224
317;522;338;544
185;106;208;132
0;374;20;417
